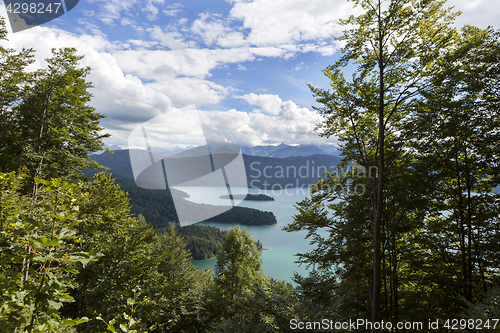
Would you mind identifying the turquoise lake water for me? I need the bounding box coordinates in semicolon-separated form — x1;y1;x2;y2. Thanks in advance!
177;186;323;282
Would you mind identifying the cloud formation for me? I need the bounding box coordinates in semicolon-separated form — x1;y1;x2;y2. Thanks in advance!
0;0;498;149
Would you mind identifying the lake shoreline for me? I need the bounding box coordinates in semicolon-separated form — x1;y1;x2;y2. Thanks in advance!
184;186;323;282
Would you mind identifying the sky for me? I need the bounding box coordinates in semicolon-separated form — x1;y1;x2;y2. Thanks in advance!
0;0;498;149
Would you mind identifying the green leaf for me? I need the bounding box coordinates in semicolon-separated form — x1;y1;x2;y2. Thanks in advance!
57;228;77;239
58;317;89;326
47;300;63;310
47;238;60;247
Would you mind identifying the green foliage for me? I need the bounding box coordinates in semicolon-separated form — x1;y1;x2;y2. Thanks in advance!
292;270;342;324
95;283;151;333
0;172;92;332
407;25;500;304
0;19;34;174
215;226;267;300
134;228;213;333
56;173;213;333
198;227;297;332
107;173;181;228
289;0;500;328
61;172;156;332
0;43;109;196
208;206;276;226
174;225;225;260
206;227;269;329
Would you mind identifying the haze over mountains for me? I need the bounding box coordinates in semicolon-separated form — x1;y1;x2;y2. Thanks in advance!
98;143;340;158
91;148;342;190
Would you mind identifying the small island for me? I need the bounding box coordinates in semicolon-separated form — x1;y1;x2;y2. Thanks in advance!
220;194;275;201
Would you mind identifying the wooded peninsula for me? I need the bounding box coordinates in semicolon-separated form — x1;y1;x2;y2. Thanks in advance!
220;194;275;201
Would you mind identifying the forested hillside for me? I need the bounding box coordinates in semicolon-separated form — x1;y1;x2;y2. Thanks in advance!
220;193;275;201
85;169;277;228
83;171;275;259
175;225;225;260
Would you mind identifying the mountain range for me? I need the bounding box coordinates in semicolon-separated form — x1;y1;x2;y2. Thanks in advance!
97;143;340;158
91;149;341;190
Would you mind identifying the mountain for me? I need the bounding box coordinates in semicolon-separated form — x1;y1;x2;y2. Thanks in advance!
90;149;341;189
241;143;339;158
315;144;341;156
91;144;123;155
97;143;340;158
240;143;288;156
268;145;328;158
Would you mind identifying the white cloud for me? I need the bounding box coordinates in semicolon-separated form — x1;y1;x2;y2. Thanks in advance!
189;1;355;56
109;91;327;148
226;0;357;46
238;93;283;115
86;0;136;25
1;26;172;143
85;0;166;24
110;47;259;80
147;78;233;107
143;0;165;21
197;101;325;147
164;3;184;17
448;0;499;29
147;25;194;49
199;93;325;146
191;12;231;46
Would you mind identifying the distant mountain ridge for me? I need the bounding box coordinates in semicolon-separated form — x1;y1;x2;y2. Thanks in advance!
241;143;339;158
100;143;340;158
90;149;341;189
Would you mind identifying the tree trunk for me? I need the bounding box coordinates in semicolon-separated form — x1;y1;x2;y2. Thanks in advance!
372;2;385;328
465;149;473;302
455;152;468;301
372;0;385;326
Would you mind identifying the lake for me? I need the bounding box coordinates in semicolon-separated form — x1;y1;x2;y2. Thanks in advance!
176;185;322;282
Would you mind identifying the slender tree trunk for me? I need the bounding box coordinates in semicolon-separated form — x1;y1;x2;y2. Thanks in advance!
383;246;388;324
455;152;468;300
475;210;488;293
372;1;385;328
32;98;49;199
465;150;473;302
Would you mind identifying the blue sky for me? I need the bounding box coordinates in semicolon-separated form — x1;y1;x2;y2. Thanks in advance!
0;0;498;149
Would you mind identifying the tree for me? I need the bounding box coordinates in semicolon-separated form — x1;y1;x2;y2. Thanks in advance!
214;226;266;304
0;172;93;332
1;46;109;197
407;25;500;304
136;228;213;333
208;226;269;330
61;172;156;332
287;0;461;328
0;17;34;174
